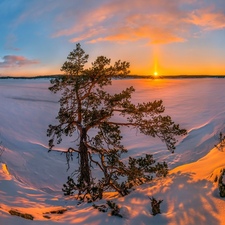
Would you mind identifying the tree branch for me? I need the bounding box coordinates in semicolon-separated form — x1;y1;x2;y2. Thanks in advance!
68;147;80;153
102;122;138;126
88;151;104;172
86;114;112;131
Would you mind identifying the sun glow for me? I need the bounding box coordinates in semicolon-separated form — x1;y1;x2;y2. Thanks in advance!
154;51;158;77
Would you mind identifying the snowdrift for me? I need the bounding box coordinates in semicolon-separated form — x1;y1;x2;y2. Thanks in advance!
1;145;225;225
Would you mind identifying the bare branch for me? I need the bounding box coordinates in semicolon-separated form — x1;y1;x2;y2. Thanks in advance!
88;151;104;172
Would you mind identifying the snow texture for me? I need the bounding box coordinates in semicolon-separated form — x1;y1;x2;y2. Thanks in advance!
1;78;225;225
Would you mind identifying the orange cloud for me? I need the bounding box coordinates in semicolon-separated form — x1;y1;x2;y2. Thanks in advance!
69;27;106;43
0;55;39;68
51;0;190;44
88;27;187;45
86;10;189;44
63;0;192;45
52;4;115;38
19;0;225;45
186;7;225;30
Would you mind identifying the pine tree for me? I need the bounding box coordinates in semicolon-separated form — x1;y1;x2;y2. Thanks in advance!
47;43;187;198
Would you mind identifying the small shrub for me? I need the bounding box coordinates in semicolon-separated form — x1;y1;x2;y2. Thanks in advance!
149;197;163;216
106;200;123;218
92;201;122;217
214;175;218;183
215;132;225;152
219;169;225;197
9;210;34;220
44;209;67;214
92;204;108;212
43;215;51;219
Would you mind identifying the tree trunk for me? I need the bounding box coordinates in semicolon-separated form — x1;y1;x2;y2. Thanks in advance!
78;128;91;186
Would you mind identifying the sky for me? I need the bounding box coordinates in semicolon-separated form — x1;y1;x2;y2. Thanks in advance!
1;0;225;77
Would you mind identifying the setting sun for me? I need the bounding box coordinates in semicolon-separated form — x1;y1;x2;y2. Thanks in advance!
154;72;158;76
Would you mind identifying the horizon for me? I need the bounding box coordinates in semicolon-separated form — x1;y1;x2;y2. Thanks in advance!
1;74;225;79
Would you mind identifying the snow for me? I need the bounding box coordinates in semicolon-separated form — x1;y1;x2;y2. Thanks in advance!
1;78;225;224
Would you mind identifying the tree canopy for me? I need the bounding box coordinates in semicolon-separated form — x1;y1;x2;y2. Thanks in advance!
47;43;187;199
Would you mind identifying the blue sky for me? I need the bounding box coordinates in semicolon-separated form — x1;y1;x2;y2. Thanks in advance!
1;0;225;76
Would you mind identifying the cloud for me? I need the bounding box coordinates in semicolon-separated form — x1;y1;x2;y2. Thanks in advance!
5;34;21;51
0;55;39;68
87;29;187;45
5;46;21;51
186;7;225;30
50;0;194;44
16;0;225;45
69;27;106;43
87;12;188;44
51;1;117;38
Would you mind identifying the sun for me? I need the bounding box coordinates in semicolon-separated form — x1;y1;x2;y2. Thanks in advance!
154;72;158;76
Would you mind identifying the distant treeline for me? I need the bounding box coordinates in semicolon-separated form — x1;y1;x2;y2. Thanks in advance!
126;75;225;79
1;75;225;79
0;75;63;79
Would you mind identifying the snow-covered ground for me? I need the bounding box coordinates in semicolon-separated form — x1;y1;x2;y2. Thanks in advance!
1;78;225;224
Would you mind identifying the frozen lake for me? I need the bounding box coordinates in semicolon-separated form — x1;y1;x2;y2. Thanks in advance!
1;78;225;192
